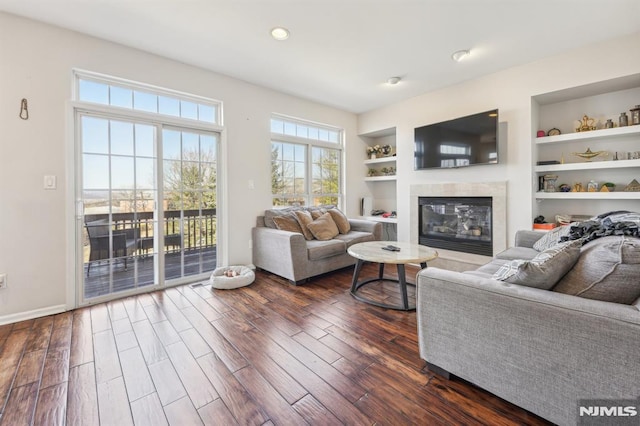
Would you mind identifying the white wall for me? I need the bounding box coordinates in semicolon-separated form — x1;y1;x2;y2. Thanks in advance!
0;12;359;321
357;31;640;247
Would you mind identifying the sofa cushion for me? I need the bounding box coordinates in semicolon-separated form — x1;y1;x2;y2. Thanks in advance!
293;210;315;240
495;246;539;261
307;212;339;240
272;214;303;234
553;236;640;304
327;208;351;234
306;239;346;260
264;207;301;229
334;231;375;248
492;240;581;290
532;225;573;251
463;258;510;278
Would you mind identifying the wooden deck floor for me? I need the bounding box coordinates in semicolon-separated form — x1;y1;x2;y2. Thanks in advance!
84;247;217;299
0;264;551;425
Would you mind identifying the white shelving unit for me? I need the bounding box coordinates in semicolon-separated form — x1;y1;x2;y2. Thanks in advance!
531;74;640;221
360;127;397;216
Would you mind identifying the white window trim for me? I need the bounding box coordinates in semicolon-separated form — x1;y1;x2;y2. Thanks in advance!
67;70;227;309
73;69;224;126
270;115;344;208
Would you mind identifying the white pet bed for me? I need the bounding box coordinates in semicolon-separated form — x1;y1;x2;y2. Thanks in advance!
209;265;255;289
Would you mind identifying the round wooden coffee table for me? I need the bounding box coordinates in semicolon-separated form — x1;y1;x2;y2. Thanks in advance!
347;241;438;311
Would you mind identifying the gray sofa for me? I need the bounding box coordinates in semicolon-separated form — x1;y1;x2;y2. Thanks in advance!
252;209;382;284
417;230;640;426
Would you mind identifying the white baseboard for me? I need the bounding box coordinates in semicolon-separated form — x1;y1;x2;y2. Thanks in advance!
0;304;68;326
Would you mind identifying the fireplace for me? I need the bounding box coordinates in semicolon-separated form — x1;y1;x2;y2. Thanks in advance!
419;196;493;256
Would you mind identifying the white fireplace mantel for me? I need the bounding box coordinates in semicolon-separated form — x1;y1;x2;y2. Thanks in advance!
410;182;507;264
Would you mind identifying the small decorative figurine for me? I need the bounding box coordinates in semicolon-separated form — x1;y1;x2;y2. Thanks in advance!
587;180;599;192
624;179;640;192
572;147;607;162
576;115;596;132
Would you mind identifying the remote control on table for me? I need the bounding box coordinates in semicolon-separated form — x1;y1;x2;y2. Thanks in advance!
381;245;401;252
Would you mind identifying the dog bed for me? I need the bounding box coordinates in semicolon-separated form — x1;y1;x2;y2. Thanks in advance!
209;265;255;289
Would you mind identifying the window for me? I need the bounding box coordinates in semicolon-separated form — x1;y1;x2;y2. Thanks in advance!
271;115;342;207
77;72;220;125
73;70;222;303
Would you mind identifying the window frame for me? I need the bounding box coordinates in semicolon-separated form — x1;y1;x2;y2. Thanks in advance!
270;115;343;208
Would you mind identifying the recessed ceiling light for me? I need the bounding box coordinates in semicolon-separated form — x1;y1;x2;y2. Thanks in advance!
271;27;290;41
451;49;470;62
387;76;401;85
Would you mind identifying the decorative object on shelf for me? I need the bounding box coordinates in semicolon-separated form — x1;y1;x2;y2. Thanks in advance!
603;182;616;191
547;128;561;136
555;214;571;225
605;119;614;129
575;115;596;132
624;179;640;192
381;144;392;156
367;168;379;177
600;185;610;192
572;147;607;162
587;180;599;192
619;112;629;127
543;175;558;192
533;215;546;224
630;105;640;125
559;183;571;192
380;166;396;176
537;130;546;137
366;144;381;159
571;182;584;192
536;160;560;165
615;151;629;160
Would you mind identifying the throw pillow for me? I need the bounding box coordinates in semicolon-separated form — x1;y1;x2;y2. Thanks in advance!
308;207;327;220
272;214;304;234
532;224;573;251
264;207;301;229
306;212;339;241
327;208;351;234
492;240;581;290
553;236;640;304
293;210;315;240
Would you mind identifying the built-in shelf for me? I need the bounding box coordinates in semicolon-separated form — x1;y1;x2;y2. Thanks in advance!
535;125;640;145
364;156;397;165
535;158;640;172
361;215;398;223
535;191;640;200
364;176;396;182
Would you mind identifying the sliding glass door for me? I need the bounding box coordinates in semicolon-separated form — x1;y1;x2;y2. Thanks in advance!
78;114;219;303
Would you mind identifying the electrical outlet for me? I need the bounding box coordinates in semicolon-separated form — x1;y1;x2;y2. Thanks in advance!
0;274;7;289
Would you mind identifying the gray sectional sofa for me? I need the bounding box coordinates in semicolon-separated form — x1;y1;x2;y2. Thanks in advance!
416;228;640;426
252;207;382;284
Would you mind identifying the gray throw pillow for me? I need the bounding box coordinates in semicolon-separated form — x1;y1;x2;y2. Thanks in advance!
493;240;581;290
532;224;574;251
553;236;640;304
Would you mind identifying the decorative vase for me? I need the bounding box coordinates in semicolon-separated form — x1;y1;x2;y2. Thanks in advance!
619;112;629;127
370;153;376;160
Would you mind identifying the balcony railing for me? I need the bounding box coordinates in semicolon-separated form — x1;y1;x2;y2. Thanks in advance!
84;208;217;256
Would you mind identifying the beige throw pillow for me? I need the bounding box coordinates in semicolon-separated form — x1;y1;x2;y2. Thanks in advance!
327;208;351;234
306;212;339;241
272;214;303;234
293;210;315;240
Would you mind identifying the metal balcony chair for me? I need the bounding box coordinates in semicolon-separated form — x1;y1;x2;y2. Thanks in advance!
85;219;139;276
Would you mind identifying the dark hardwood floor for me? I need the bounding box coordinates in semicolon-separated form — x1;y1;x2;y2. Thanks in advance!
0;264;551;425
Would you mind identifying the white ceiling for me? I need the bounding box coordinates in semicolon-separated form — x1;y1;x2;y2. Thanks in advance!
1;0;639;113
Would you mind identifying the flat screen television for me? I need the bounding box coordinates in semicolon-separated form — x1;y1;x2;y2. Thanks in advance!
414;109;499;170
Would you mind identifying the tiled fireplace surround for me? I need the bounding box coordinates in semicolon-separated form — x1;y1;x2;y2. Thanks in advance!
410;182;507;271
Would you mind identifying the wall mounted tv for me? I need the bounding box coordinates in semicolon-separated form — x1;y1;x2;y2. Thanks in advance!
414;109;499;170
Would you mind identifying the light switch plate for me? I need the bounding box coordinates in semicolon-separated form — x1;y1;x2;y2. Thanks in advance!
44;175;57;189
